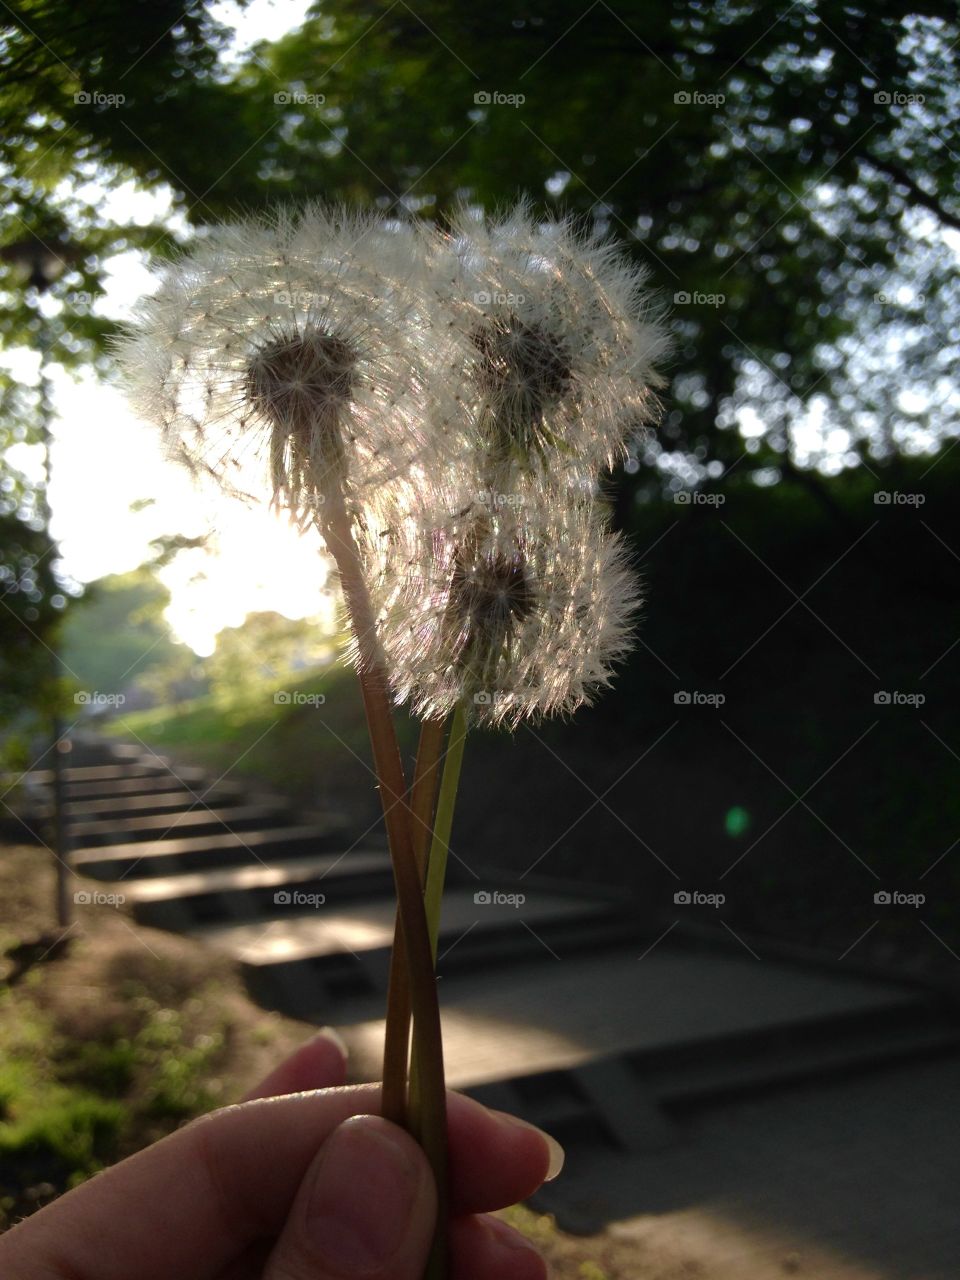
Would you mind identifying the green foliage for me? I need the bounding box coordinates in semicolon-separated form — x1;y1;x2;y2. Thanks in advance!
206;610;333;703
60;566;183;698
0;949;233;1223
0;514;66;723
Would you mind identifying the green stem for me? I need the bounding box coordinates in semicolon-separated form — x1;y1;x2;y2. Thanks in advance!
381;715;447;1126
410;700;468;1172
422;701;469;960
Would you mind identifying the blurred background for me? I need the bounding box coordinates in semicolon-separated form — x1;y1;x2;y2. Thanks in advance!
1;2;959;1276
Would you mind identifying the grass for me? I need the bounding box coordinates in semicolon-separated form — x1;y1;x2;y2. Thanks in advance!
104;664;419;822
0;842;313;1227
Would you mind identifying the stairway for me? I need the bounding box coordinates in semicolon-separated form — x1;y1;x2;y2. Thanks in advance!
13;734;960;1219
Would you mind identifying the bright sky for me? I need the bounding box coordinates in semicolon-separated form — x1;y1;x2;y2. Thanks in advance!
7;0;333;657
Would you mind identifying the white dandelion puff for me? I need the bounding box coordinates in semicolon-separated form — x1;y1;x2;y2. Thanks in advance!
113;205;457;525
422;200;670;487
363;482;640;726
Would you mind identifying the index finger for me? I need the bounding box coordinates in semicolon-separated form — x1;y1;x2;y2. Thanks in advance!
0;1086;558;1280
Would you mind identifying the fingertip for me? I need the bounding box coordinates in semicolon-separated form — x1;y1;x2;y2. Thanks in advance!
446;1093;564;1211
450;1213;548;1280
242;1028;348;1101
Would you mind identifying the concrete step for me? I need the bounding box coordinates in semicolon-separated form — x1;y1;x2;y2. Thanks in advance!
69;805;292;846
25;763;169;785
125;851;395;930
70;743;147;766
62;772;212;801
225;890;641;1017
335;942;945;1097
461;1001;960;1170
72;822;349;880
55;789;246;820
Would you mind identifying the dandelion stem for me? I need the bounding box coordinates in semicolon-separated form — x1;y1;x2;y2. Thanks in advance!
422;701;469;959
409;700;468;1155
318;485;448;1265
382;714;447;1126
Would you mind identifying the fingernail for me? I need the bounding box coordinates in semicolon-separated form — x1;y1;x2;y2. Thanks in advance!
306;1116;421;1273
316;1025;349;1060
496;1112;565;1181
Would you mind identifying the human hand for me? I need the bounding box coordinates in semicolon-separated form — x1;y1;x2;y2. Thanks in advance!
0;1029;560;1278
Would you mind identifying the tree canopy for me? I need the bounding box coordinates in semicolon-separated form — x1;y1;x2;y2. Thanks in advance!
1;0;958;716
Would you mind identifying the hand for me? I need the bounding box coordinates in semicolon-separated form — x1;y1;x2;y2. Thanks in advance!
0;1029;559;1279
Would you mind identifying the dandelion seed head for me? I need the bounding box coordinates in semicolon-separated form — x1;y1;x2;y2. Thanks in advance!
114;205;451;524
424;200;670;483
363;483;641;727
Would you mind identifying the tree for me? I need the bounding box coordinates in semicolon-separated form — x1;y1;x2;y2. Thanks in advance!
1;0;958;495
60;566;182;700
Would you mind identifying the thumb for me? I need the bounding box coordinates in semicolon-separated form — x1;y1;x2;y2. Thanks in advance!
264;1114;437;1280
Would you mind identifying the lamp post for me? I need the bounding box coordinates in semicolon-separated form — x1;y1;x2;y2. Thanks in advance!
4;235;74;928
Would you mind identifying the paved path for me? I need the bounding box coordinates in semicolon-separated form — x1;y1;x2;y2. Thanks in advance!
14;734;960;1274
